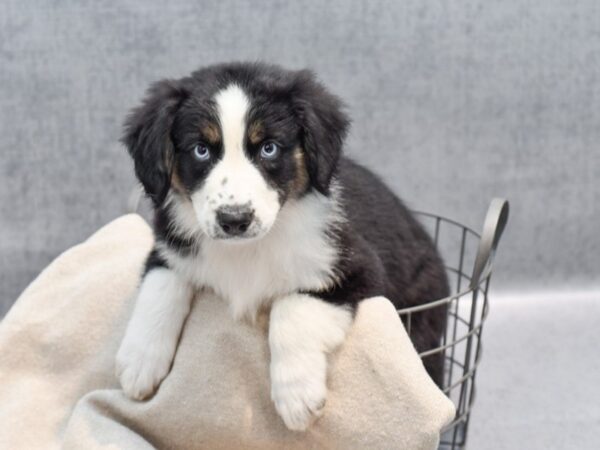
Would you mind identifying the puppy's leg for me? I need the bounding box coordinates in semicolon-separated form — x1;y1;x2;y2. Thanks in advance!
116;268;192;400
269;294;353;431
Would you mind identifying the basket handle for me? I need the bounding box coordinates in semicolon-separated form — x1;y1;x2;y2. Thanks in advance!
470;198;510;289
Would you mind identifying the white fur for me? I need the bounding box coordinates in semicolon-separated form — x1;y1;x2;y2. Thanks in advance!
116;268;192;400
159;186;344;321
269;294;353;431
192;84;280;240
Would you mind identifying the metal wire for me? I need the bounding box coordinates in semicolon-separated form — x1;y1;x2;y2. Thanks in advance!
399;200;509;450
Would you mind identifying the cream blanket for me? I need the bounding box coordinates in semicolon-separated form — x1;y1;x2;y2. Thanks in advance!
0;214;454;449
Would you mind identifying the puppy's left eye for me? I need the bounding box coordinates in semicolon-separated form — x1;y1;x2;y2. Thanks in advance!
260;142;280;160
193;144;211;161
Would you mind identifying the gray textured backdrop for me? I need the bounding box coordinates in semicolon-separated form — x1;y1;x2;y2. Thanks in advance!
1;0;599;314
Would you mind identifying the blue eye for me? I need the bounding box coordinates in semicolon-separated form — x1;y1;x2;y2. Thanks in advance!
193;144;211;161
260;142;280;159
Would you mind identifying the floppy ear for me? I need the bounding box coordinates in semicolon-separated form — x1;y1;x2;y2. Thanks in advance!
292;71;350;195
121;79;189;206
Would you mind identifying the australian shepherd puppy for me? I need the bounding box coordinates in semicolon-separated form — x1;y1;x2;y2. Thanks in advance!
116;62;449;431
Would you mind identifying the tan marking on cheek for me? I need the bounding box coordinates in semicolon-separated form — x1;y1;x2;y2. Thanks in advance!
202;123;221;145
291;147;309;196
168;151;189;198
170;165;187;195
161;138;187;196
248;121;265;145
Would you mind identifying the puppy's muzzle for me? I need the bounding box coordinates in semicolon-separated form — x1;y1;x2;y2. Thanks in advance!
216;205;255;237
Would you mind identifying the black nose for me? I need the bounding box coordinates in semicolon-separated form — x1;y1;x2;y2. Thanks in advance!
216;206;254;236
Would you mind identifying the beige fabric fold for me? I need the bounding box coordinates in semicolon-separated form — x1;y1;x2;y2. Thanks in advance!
0;214;455;450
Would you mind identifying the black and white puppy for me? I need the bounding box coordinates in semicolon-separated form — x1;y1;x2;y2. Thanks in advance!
116;62;449;431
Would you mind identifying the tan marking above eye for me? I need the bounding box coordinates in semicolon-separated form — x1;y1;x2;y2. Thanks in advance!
201;123;221;144
248;121;265;145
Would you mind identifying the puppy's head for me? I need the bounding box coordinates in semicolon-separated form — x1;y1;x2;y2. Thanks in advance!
122;63;349;241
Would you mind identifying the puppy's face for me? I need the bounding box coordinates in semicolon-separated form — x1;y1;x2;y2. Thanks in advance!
173;84;304;240
123;63;348;242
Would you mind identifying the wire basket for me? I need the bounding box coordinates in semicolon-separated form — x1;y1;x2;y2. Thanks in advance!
399;199;509;450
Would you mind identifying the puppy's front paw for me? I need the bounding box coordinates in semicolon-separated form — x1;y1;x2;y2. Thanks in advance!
270;356;327;431
115;338;174;401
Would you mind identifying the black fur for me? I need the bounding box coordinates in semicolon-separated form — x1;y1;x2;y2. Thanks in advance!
144;248;168;273
123;62;450;386
290;70;349;194
301;158;449;384
324;159;449;384
122;80;190;206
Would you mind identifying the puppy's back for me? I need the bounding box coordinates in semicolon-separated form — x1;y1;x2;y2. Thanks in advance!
337;157;449;385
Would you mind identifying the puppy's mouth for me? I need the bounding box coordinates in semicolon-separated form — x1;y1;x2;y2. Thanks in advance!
212;231;262;242
211;226;264;242
209;205;268;242
191;194;280;243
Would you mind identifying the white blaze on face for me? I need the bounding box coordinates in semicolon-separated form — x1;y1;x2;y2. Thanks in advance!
191;84;281;240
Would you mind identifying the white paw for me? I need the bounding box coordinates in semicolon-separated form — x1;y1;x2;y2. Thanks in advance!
115;338;174;401
270;356;327;431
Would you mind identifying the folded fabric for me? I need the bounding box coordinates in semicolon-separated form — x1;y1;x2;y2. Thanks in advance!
0;214;455;450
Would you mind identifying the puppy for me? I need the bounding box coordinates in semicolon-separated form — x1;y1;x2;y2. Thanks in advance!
116;62;449;431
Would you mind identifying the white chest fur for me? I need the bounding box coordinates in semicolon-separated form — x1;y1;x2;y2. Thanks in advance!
159;191;343;321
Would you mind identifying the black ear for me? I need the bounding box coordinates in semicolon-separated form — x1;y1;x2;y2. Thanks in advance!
121;79;189;206
292;71;350;195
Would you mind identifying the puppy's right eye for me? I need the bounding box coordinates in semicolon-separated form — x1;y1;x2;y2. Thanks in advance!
193;144;211;161
260;142;280;160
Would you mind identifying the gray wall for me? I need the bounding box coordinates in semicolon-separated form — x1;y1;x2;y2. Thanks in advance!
1;0;598;313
